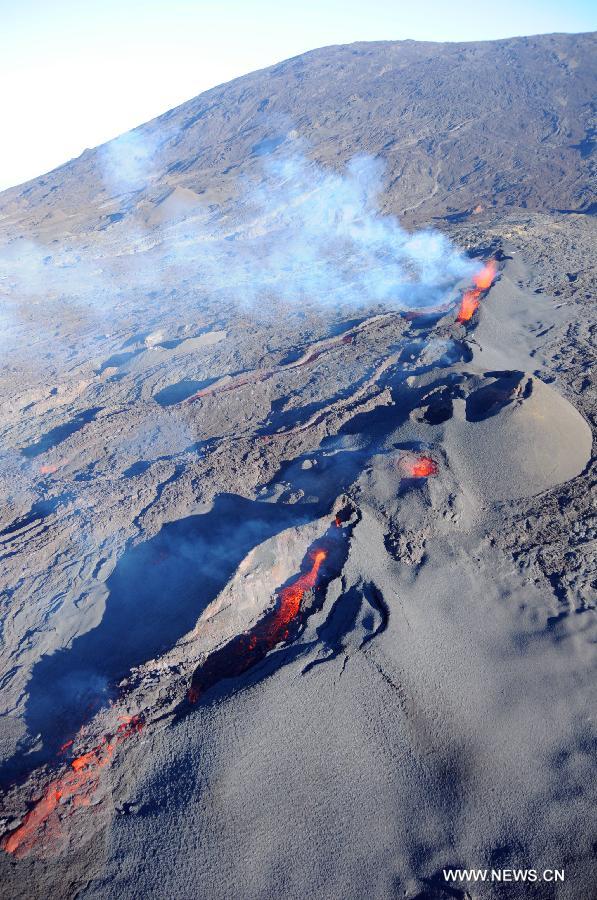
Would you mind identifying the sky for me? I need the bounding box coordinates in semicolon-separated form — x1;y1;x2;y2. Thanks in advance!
1;0;594;191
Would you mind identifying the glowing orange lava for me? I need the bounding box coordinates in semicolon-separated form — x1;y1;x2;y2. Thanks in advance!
456;289;481;323
473;259;497;291
399;455;438;478
1;716;143;858
456;260;497;323
411;457;438;477
187;546;331;705
275;549;327;641
3;527;337;855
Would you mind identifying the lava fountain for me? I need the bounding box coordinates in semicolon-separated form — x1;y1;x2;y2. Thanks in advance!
456;260;497;323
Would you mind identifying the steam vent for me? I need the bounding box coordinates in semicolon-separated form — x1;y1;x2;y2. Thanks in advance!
0;29;595;900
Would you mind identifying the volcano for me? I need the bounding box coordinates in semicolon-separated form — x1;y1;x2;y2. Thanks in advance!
0;30;595;900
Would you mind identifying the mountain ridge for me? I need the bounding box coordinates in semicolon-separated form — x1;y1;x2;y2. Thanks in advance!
0;31;594;232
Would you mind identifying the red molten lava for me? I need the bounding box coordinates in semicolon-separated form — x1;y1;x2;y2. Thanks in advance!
187;546;331;705
274;549;327;643
399;455;438;478
456;260;497;323
456;289;481;323
411;457;438;477
473;259;497;291
1;715;143;859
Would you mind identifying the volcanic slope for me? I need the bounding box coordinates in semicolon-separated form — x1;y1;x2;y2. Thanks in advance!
0;31;596;900
0;31;595;234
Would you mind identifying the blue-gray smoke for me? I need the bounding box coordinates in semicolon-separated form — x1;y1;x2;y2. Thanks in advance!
1;147;477;343
146;151;477;312
0;146;480;492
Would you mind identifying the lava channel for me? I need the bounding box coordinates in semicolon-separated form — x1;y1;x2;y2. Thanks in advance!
186;506;356;705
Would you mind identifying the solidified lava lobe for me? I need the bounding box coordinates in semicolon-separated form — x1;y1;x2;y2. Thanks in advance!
185;331;357;404
456;260;497;323
187;510;354;704
1;716;143;859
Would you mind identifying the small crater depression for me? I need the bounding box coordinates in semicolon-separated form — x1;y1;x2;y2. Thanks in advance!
414;384;464;425
465;370;529;422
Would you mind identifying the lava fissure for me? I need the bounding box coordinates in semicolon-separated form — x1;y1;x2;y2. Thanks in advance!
185;506;357;706
2;496;323;790
0;257;495;860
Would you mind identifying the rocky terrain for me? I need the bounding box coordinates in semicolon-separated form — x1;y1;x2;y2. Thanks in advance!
0;32;595;900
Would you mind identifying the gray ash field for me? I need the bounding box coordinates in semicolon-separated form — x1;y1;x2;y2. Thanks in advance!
0;32;595;900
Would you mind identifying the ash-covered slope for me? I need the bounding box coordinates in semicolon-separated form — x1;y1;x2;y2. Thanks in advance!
0;31;595;233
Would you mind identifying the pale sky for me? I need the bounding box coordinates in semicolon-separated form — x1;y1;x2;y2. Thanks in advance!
1;0;595;191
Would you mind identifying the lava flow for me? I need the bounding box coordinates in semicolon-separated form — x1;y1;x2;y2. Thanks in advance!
1;715;143;859
398;454;439;478
187;508;355;705
456;259;497;323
